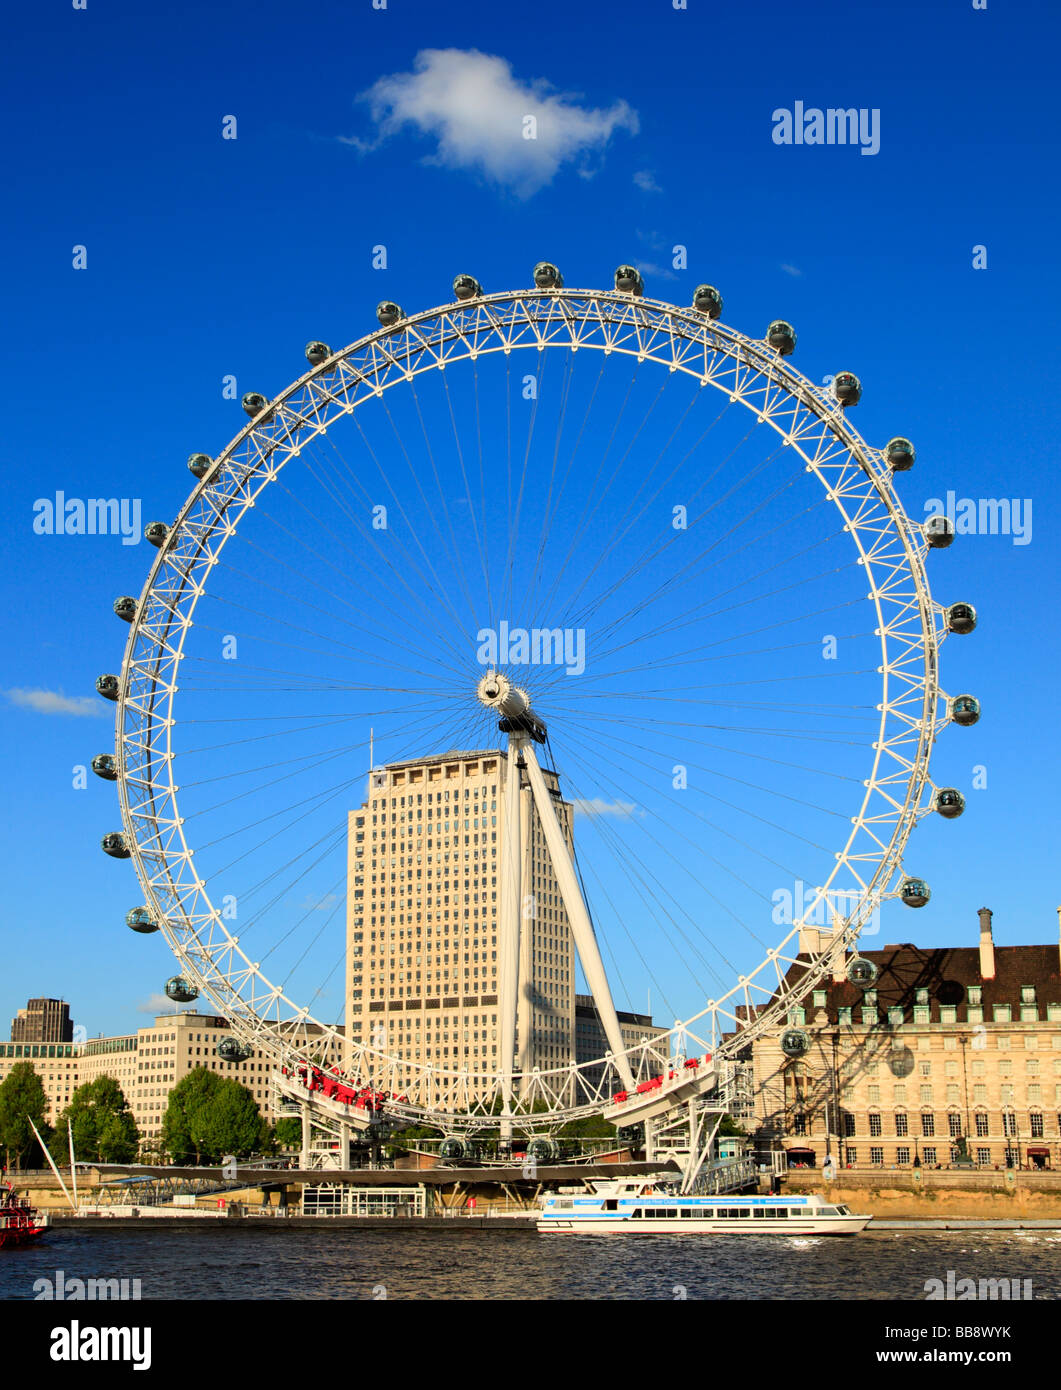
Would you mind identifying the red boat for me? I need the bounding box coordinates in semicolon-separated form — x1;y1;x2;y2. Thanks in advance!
0;1184;48;1249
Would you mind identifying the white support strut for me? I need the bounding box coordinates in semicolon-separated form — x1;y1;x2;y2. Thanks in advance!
522;742;635;1091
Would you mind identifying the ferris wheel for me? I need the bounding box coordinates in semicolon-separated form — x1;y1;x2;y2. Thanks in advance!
93;264;978;1141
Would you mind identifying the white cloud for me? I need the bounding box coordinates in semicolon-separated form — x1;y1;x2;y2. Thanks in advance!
780;263;804;277
137;993;173;1016
572;797;638;819
347;49;638;197
633;170;661;193
5;687;108;717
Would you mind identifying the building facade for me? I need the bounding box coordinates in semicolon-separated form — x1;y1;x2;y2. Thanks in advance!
345;748;576;1107
750;909;1061;1172
574;994;668;1096
0;1010;338;1148
10;998;73;1044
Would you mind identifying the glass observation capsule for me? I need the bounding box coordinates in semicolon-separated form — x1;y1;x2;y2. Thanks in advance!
692;284;723;319
187;452;212;479
924;515;955;549
934;788;966;819
165;975;199;1004
92;753;118;781
125;906;158;934
101;832;131;859
439;1138;466;1161
884;437;915;471
949;694;981;727
305;341;331;367
533;261;563;289
96;673;121;702
144;521;169;549
452;274;482;301
527;1137;559;1162
900;877;931;908
767;320;796;355
781;1028;811;1058
113;596;136;623
241;392;271;420
217;1036;253;1063
833;372;862;407
945;602;977;635
614;264;644;295
376;301;403;327
846;956;879;988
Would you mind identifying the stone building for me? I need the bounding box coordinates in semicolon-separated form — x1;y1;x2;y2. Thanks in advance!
345;749;576;1108
750;908;1061;1172
10;998;73;1044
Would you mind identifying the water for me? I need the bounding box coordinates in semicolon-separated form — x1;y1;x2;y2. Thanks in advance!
2;1228;1059;1300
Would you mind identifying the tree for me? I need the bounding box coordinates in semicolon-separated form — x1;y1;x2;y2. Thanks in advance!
0;1063;50;1171
161;1068;269;1164
272;1117;303;1151
49;1077;139;1165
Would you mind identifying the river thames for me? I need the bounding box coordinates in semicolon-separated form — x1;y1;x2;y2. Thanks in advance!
2;1227;1058;1300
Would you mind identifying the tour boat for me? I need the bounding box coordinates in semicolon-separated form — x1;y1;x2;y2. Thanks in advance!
537;1179;870;1235
0;1185;49;1249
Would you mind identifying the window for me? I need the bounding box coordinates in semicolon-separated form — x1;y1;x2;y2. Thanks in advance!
1002;1113;1017;1136
994;1005;1012;1023
915;988;929;1005
870;1146;884;1165
793;1113;806;1136
843;1113;856;1137
1021;986;1036;1004
967;986;982;1005
1004;1147;1019;1168
847;1147;857;1163
940;1006;957;1025
975;1112;989;1137
923;1147;937;1165
888;1007;904;1027
895;1112;908;1137
896;1146;911;1165
921;1113;935;1137
1030;1113;1044;1138
813;990;828;1009
948;1113;962;1137
837;1007;852;1026
913;1006;931;1025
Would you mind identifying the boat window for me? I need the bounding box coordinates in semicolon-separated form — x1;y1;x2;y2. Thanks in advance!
631;1207;643;1218
775;1207;789;1218
604;1199;618;1211
837;1205;850;1215
753;1207;767;1218
681;1208;696;1219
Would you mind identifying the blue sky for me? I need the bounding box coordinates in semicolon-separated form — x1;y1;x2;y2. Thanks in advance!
3;0;1059;1042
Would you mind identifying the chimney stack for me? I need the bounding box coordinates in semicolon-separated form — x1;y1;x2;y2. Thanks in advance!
978;906;995;980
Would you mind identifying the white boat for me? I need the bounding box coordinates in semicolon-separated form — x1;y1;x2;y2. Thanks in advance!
537;1179;870;1235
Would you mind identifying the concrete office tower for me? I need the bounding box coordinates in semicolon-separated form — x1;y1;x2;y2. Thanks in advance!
345;749;576;1109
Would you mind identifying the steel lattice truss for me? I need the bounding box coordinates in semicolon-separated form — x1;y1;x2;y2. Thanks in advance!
112;286;959;1131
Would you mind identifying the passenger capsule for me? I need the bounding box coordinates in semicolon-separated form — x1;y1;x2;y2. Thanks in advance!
165;975;199;1004
376;301;403;327
949;694;981;727
945;602;977;635
113;596;136;623
533;261;563;289
934;788;966;819
767;320;797;355
527;1137;559;1162
92;754;118;781
900;877;931;908
614;265;644;296
692;284;723;319
187;453;212;479
452;274;482;301
439;1138;467;1161
101;832;131;859
833;372;862;407
884;437;915;471
781;1028;810;1058
846;956;879;989
144;521;169;549
96;674;121;702
125;906;158;934
305;341;331;367
216;1036;253;1063
924;515;955;549
241;392;271;420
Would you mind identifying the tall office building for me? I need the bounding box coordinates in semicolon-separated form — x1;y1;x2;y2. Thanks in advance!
345;748;576;1108
10;998;73;1044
